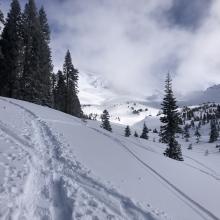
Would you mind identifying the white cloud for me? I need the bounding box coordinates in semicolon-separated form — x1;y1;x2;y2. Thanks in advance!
2;0;220;98
173;0;220;95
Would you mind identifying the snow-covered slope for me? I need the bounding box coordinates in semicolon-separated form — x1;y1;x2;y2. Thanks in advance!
78;72;117;105
0;97;220;220
179;84;220;106
78;72;161;126
83;100;159;126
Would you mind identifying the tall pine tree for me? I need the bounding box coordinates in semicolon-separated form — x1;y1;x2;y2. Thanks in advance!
54;70;66;112
51;72;57;107
160;73;183;161
38;6;53;106
0;0;23;98
0;7;3;26
21;0;42;103
0;6;4;75
63;50;82;117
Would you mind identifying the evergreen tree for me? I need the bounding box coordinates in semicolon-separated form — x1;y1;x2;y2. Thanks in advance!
190;120;195;129
187;143;192;150
140;123;149;140
38;6;53;106
134;131;139;137
100;110;112;132
63;50;82;117
51;72;57;107
39;7;50;42
209;119;219;143
183;124;190;142
198;121;201;129
54;70;66;112
202;114;207;125
194;126;201;143
124;125;131;137
20;0;42;103
153;128;158;133
0;0;23;98
160;73;183;161
216;105;220;119
0;7;4;57
0;8;4;26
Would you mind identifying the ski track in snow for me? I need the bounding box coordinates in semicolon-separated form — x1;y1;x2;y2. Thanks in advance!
0;98;162;220
140;139;220;181
88;127;220;220
43;118;220;182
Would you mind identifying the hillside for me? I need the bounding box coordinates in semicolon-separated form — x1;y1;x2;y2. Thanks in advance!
0;97;219;220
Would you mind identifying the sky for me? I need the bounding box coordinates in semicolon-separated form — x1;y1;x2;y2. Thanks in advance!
1;0;220;98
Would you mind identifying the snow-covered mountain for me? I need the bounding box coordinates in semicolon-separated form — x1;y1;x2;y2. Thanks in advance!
0;97;220;220
79;72;220;128
78;72;117;105
184;84;220;105
79;72;161;126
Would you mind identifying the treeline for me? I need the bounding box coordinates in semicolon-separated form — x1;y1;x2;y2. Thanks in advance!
0;0;82;117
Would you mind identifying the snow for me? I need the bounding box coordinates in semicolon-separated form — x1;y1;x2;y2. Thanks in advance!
78;71;116;105
0;97;220;220
83;101;160;126
78;71;160;126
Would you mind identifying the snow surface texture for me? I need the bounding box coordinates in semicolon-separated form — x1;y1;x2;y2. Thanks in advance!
0;97;219;220
82;101;159;126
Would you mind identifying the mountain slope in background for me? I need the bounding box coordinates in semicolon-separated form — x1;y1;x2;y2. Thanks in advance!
79;72;220;127
184;84;220;105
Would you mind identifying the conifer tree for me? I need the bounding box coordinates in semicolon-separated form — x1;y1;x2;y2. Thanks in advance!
63;50;82;117
216;105;220;119
38;6;53;106
0;7;4;58
0;1;54;108
190;120;195;129
54;70;66;112
202;114;207;125
0;8;3;26
21;0;42;103
0;0;23;98
153;128;158;133
140;123;149;140
125;125;131;137
194;126;201;143
51;72;57;107
198;121;201;129
183;124;190;142
134;131;139;137
160;73;183;161
209;119;219;143
101;110;112;132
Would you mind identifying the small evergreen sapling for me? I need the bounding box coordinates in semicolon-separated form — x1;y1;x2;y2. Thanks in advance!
100;110;112;132
134;131;139;137
209;119;219;143
153;128;158;133
124;125;131;137
194;126;201;143
187;143;192;150
140;123;149;140
184;124;190;142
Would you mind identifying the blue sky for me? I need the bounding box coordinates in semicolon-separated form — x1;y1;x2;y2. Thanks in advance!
1;0;219;97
